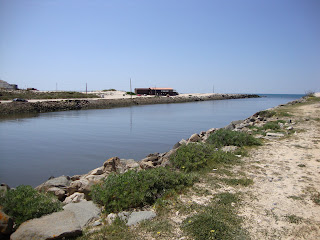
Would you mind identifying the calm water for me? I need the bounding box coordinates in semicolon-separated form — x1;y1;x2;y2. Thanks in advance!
0;94;303;187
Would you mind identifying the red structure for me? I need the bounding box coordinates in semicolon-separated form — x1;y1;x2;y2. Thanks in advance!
135;88;178;96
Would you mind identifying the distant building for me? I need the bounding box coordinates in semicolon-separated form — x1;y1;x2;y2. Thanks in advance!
0;80;18;90
135;87;178;96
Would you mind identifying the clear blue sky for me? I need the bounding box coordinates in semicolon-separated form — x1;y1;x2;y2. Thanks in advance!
1;0;319;94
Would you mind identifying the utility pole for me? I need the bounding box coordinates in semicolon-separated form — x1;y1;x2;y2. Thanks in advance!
56;83;58;91
130;78;132;100
213;84;214;93
86;83;87;95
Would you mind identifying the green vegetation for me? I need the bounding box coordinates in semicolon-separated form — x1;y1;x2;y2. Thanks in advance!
102;89;117;91
262;121;281;130
258;110;276;118
0;90;100;100
0;185;62;227
182;192;248;240
90;167;197;213
78;217;136;240
298;164;306;167
285;214;303;224
220;178;254;187
312;192;320;205
170;143;239;172
126;91;136;95
206;129;262;148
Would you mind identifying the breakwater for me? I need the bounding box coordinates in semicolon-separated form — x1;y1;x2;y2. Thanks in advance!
0;93;259;115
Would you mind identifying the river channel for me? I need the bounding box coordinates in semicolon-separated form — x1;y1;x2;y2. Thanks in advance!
0;94;303;187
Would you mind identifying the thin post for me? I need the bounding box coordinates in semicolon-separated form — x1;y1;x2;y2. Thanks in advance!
130;78;132;100
86;83;87;95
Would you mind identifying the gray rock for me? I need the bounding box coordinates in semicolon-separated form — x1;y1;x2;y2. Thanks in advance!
103;157;120;172
35;175;71;192
47;187;66;201
266;132;285;138
126;211;157;226
188;133;201;143
88;167;104;175
123;159;140;169
173;141;181;149
10;210;82;240
63;192;86;204
0;184;10;197
140;161;154;169
63;201;101;228
221;146;238;152
224;120;243;130
160;148;177;167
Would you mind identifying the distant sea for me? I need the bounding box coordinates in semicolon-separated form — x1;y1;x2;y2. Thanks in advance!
0;93;304;187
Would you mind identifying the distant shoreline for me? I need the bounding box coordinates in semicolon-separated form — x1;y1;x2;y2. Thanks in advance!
0;93;260;116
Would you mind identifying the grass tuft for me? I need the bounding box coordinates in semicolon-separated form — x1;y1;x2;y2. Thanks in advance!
206;129;262;148
182;192;248;240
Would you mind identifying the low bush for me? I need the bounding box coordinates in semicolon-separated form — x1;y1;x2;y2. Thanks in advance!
262;121;281;130
0;185;62;227
206;129;262;148
183;192;247;240
258;110;276;118
90;167;196;213
170;143;238;172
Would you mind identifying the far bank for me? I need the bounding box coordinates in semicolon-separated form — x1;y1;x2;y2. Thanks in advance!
0;93;259;116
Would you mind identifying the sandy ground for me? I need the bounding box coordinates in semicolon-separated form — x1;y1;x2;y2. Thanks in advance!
240;98;320;239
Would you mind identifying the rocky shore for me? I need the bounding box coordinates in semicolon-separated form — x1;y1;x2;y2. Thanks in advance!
0;93;259;116
2;95;318;240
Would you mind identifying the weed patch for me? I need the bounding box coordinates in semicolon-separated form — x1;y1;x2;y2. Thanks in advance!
206;129;262;148
78;217;135;240
170;143;239;172
258;110;276;118
0;185;62;227
285;214;303;224
312;192;320;205
182;192;248;240
91;168;196;213
220;178;253;187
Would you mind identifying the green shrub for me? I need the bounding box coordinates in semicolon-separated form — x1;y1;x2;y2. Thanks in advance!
183;193;247;240
258;110;276;118
262;121;280;130
170;143;238;172
0;185;63;227
206;129;262;148
90;168;196;213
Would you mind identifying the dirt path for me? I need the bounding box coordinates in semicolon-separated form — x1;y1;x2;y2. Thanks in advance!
240;101;320;239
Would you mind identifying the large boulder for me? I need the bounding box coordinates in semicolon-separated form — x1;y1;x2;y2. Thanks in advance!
63;193;86;204
10;210;82;240
0;209;13;235
63;201;101;228
35;176;71;192
126;211;156;226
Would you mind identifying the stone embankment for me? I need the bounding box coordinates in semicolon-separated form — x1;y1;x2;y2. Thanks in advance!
1;96;305;239
0;93;259;115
